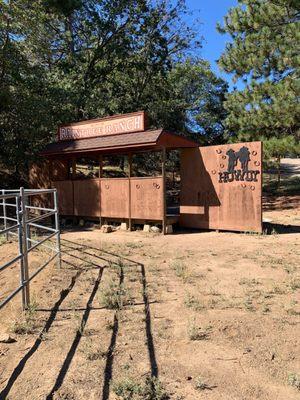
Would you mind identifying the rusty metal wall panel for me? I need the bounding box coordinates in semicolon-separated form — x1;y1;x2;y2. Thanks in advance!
52;180;74;215
180;142;262;232
100;178;130;218
130;177;163;220
73;180;100;217
29;161;54;208
29;161;51;189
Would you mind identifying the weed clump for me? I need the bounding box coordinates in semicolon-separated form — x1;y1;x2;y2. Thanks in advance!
290;278;300;291
170;260;190;282
113;375;169;399
125;242;143;249
100;279;130;310
11;299;39;335
188;319;211;341
194;376;214;391
184;292;203;311
0;234;7;246
83;340;107;361
288;373;300;390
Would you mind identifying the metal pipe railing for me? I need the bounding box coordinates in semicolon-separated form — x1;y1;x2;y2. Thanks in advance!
0;188;61;310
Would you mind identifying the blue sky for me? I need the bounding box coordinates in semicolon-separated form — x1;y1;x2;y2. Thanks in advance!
185;0;239;89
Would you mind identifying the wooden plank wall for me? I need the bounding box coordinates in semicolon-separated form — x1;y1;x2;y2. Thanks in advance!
51;177;163;221
52;180;74;215
100;178;130;218
28;161;52;208
74;180;100;217
130;177;163;220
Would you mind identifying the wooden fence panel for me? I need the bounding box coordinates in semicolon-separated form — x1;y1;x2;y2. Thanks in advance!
100;178;130;218
52;180;74;215
73;180;100;217
130;177;163;220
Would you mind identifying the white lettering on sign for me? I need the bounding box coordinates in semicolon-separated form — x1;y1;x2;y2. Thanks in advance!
59;112;145;141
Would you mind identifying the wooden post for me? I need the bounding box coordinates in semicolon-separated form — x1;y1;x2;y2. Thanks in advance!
71;157;76;179
71;158;76;222
162;147;167;235
99;154;103;178
49;159;53;185
99;155;103;228
128;154;132;231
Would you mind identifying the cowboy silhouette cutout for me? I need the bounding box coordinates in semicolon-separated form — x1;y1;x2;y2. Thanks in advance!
226;146;250;173
236;146;250;172
226;149;237;172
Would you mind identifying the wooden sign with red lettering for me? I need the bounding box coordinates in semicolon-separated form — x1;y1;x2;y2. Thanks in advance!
58;111;146;141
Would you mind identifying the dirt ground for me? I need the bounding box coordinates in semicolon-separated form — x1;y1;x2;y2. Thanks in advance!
0;197;300;400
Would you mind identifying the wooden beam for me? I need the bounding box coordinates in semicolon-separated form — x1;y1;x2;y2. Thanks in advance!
99;154;103;178
71;157;76;180
71;157;76;220
49;159;53;183
128;153;132;231
162;147;167;235
99;155;103;227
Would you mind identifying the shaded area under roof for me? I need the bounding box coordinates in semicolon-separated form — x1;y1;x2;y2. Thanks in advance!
41;129;198;157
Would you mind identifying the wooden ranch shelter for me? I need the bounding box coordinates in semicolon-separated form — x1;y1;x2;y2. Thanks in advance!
31;111;263;234
32;111;198;234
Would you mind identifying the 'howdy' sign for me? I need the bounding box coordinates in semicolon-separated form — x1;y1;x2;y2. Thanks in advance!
58;111;146;141
218;146;260;183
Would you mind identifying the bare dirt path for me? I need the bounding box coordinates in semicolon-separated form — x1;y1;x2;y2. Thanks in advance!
0;205;299;400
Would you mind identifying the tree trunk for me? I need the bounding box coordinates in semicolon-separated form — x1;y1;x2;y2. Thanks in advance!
277;156;281;185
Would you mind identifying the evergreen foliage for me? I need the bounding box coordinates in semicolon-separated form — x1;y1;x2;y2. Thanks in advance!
263;135;300;182
218;0;300;140
0;0;228;180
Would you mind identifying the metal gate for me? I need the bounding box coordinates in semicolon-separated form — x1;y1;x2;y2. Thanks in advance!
0;188;61;310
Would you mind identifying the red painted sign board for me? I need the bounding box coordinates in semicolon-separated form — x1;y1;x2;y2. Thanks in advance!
58;111;146;141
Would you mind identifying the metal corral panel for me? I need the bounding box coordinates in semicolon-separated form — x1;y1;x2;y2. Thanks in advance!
52;180;74;215
180;142;262;233
130;177;163;220
100;178;130;218
74;180;100;217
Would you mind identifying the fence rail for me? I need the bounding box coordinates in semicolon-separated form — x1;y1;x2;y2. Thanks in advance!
0;188;61;310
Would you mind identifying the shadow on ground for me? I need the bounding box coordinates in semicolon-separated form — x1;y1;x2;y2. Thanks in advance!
263;222;300;235
0;239;158;400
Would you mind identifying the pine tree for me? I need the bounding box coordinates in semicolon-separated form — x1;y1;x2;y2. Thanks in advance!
0;0;228;182
218;0;300;140
263;135;300;183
